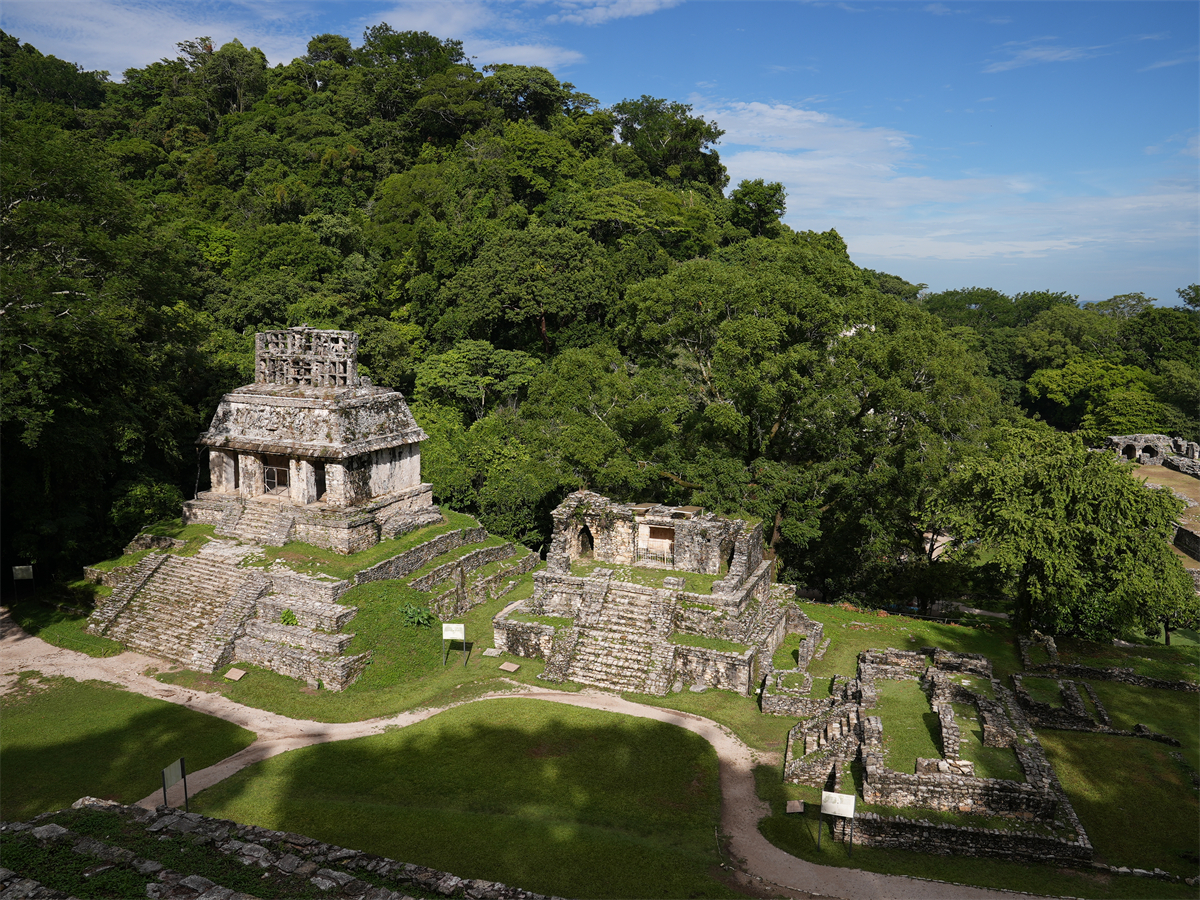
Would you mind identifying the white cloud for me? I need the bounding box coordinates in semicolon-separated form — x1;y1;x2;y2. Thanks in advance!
1139;55;1200;72
467;39;585;68
983;38;1107;74
0;0;320;73
546;0;684;27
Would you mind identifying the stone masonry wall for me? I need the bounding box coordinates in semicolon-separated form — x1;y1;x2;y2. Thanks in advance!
232;636;368;691
353;527;488;585
672;645;756;695
409;543;514;593
830;812;1092;866
1173;524;1200;561
493;617;556;659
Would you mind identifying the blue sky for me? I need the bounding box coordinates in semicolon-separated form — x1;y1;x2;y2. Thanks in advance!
4;0;1197;304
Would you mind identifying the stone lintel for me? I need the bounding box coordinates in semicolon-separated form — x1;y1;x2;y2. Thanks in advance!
197;430;426;460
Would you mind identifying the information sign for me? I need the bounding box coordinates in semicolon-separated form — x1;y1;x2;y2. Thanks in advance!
12;566;32;581
442;624;465;641
817;791;856;855
161;757;188;811
821;791;856;818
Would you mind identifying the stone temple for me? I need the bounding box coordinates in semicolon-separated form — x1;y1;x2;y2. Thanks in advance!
184;328;438;553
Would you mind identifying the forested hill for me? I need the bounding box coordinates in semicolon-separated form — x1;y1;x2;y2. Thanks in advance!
2;28;1197;631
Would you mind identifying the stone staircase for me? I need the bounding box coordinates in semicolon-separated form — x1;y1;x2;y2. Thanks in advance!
214;501;296;546
564;589;667;693
783;704;863;787
91;555;259;670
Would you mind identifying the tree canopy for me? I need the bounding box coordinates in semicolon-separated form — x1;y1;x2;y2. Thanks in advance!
1;27;1195;640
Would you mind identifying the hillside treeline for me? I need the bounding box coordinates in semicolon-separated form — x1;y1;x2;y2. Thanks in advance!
2;29;1196;636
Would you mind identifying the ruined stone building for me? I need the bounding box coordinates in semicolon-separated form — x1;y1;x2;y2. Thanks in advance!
495;491;802;695
184;328;437;553
87;328;444;689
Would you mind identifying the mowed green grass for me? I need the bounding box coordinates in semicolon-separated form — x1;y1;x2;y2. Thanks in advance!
0;674;255;821
192;699;737;900
1039;730;1200;875
799;601;1023;680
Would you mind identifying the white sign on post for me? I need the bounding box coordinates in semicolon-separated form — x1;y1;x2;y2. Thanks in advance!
821;791;856;818
442;624;465;641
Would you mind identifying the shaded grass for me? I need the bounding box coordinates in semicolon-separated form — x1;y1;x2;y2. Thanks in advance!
507;612;573;628
799;601;1022;681
1086;681;1200;769
755;765;1196;898
874;679;940;771
1021;676;1065;707
244;511;479;580
1054;635;1199;685
668;632;749;654
1040;730;1200;874
192;699;737;900
7;597;124;657
0;674;255;820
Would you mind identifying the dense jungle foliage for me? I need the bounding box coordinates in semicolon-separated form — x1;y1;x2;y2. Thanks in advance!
2;28;1197;638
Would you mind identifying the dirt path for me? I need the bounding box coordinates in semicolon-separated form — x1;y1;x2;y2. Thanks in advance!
1;610;1029;899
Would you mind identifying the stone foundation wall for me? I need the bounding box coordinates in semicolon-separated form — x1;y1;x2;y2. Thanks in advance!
256;596;356;633
429;550;539;620
266;571;350;605
242;619;353;655
353;527;488;584
1165;456;1200;478
232;636;369;691
529;571;588;616
672;645;756;695
1173;524;1200;561
830;812;1092;865
762;690;837;717
493;617;556;658
83;566;134;588
410;543;514;593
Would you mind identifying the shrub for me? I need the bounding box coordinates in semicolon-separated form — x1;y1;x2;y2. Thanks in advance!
280;608;299;626
398;603;437;628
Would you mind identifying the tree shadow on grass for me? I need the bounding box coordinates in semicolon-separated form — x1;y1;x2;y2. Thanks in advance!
191;698;734;900
1;676;254;821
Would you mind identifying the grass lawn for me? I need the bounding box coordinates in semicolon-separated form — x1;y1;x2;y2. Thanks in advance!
191;699;738;900
1085;681;1200;769
951;703;1024;781
1040;730;1200;876
771;632;807;670
799;601;1023;682
7;596;124;658
755;765;1196;899
1054;636;1199;685
0;674;255;821
874;679;941;771
1021;676;1065;707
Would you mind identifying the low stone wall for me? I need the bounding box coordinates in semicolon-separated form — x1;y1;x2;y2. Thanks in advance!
241;619;353;656
410;543;514;593
353;527;488;585
256;596;357;633
672;645;756;695
529;570;588;616
1034;664;1199;693
1174;524;1200;561
763;689;837;718
267;570;350;605
1165;455;1200;478
232;635;369;691
83;565;134;588
493;615;557;659
830;811;1092;865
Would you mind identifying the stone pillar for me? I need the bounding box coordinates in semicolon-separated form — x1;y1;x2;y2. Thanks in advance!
290;459;318;505
325;462;348;508
209;450;237;493
239;454;264;498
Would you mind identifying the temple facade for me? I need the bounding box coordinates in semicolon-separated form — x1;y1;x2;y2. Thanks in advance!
183;327;439;553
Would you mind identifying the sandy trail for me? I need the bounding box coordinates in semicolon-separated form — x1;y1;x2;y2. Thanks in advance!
1;609;1027;899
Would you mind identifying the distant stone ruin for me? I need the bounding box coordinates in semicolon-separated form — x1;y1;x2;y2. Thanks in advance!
184;326;439;554
1105;433;1200;476
494;491;807;695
